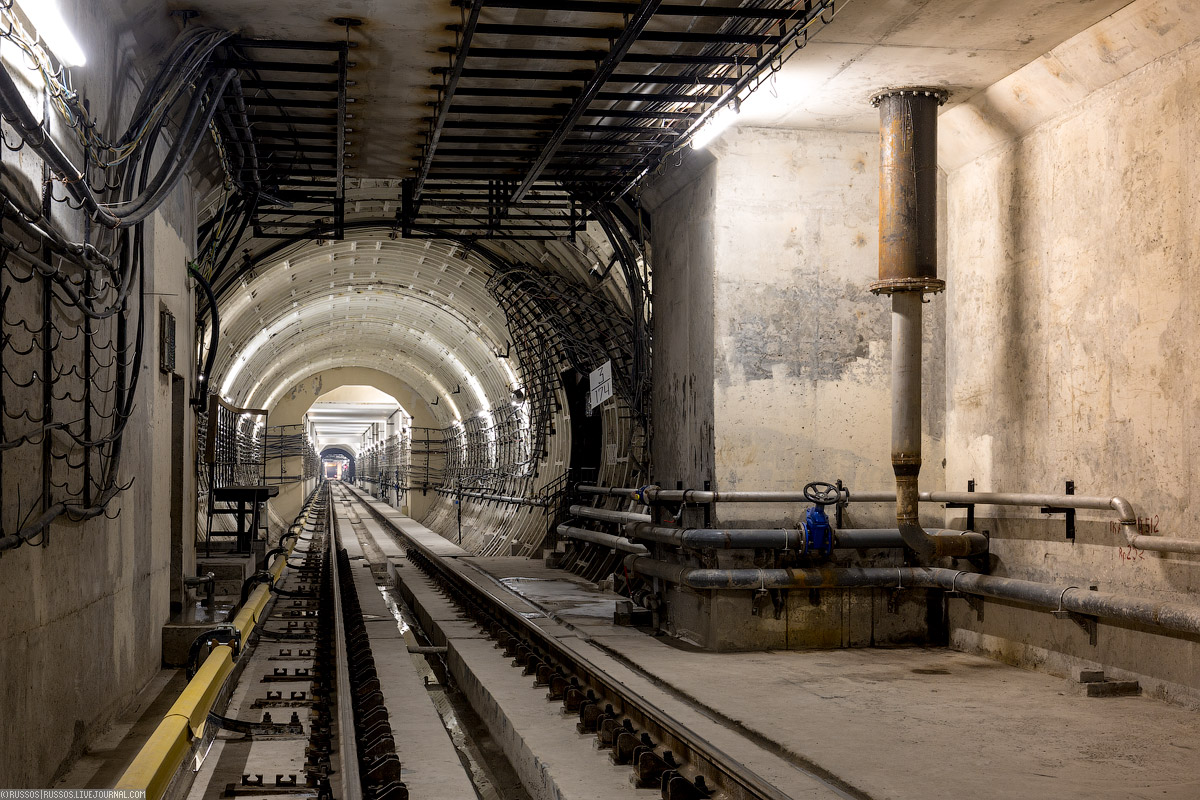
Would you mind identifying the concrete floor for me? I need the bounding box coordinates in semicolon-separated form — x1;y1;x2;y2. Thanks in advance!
53;670;188;789
467;557;1200;800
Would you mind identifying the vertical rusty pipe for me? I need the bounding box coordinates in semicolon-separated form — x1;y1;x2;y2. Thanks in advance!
892;290;924;542
870;88;950;561
875;90;943;290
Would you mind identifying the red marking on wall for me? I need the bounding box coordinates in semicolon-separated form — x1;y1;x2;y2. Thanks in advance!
1111;515;1159;563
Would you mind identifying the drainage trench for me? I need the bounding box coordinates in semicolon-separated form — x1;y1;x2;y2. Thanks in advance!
336;490;531;800
338;482;868;800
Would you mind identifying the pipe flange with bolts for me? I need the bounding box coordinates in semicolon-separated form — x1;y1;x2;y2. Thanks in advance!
869;87;950;107
868;275;947;296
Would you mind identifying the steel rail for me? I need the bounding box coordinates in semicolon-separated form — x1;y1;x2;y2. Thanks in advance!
341;484;825;800
328;499;363;800
114;487;326;800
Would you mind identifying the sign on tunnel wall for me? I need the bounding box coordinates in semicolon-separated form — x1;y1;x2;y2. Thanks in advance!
588;360;613;414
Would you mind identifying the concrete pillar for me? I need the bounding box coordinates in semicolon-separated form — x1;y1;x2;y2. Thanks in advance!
642;126;948;650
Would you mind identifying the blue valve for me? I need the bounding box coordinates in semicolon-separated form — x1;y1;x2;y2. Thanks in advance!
804;505;834;557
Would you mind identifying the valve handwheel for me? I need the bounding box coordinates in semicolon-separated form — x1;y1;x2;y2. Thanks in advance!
804;481;840;507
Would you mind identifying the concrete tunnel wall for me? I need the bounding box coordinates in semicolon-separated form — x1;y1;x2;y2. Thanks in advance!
646;128;947;650
644;0;1200;696
939;0;1200;706
0;1;197;786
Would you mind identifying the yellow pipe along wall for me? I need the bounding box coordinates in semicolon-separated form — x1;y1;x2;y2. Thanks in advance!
114;502;314;800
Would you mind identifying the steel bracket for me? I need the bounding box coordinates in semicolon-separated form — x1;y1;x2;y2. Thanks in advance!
947;590;984;621
208;711;304;736
1040;480;1077;541
1053;609;1097;646
944;479;976;531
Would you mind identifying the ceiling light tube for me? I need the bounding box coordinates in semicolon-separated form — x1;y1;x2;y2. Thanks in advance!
691;103;739;150
15;0;86;67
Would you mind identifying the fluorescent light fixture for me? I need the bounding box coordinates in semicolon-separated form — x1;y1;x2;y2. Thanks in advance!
16;0;86;67
690;104;738;150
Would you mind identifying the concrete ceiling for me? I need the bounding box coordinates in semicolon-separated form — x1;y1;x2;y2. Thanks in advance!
158;0;1138;180
166;0;457;177
165;0;1136;419
736;0;1136;131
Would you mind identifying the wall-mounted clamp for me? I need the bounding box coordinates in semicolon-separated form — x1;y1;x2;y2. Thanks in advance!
947;590;985;621
1051;585;1097;645
944;479;976;530
186;626;242;679
1040;480;1076;541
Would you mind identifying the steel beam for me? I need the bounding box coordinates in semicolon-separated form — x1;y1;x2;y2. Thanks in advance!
444;67;738;85
460;0;827;18
509;0;664;205
445;104;693;119
417;0;484;200
465;22;775;44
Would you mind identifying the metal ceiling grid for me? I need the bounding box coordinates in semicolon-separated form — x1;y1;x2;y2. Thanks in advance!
406;0;840;238
220;37;350;242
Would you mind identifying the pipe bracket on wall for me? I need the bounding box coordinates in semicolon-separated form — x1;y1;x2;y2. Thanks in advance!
944;479;976;532
1039;480;1077;541
947;590;985;622
1053;608;1097;646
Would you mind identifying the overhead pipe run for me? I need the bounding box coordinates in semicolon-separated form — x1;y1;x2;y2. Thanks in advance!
624;558;1200;640
624;522;986;556
569;504;651;525
578;484;814;504
577;486;1198;555
849;490;1200;557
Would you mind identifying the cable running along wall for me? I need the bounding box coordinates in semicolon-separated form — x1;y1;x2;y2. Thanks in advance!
0;18;245;550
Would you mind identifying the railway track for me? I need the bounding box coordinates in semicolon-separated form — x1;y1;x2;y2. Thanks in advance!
200;486;407;800
124;481;855;800
335;482;859;800
118;485;408;800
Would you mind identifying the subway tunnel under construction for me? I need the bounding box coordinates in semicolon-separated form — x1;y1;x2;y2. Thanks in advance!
2;0;1200;797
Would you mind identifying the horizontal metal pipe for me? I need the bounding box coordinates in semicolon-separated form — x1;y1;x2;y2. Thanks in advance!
834;529;987;553
577;485;811;503
557;524;647;555
569;504;651;524
625;523;802;549
623;523;985;554
580;487;1199;556
623;559;1200;638
848;489;1118;510
1127;535;1200;555
852;492;1197;555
